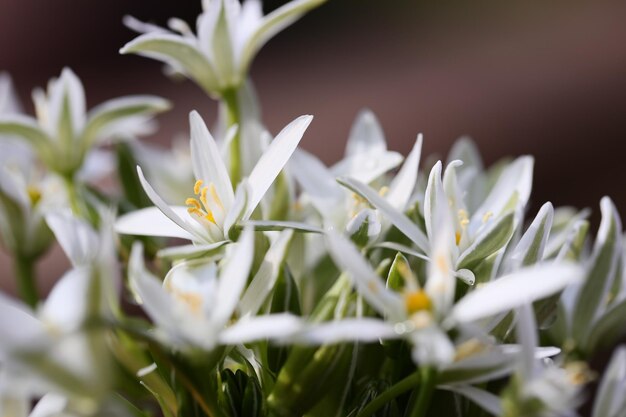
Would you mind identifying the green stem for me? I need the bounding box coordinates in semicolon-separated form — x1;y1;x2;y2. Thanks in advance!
15;254;38;308
221;88;242;185
408;367;437;417
356;370;421;417
63;175;82;216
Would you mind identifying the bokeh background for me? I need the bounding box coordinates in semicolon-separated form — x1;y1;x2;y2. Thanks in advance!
2;0;626;296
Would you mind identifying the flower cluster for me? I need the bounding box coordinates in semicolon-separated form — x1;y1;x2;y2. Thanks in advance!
1;1;625;417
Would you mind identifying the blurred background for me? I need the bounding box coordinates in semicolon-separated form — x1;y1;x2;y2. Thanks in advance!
1;0;626;293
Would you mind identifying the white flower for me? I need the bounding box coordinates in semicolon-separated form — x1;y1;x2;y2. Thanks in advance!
115;111;312;257
121;0;325;96
593;345;626;417
0;68;169;177
289;110;415;244
302;230;582;368
128;228;301;351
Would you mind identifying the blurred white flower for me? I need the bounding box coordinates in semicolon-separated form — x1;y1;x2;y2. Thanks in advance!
128;228;301;351
122;0;325;96
0;68;169;177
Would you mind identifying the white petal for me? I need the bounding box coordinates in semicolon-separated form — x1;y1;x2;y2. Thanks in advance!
325;230;404;320
410;325;455;367
450;262;584;324
515;304;539;381
385;135;422;210
298;318;398;344
189;111;234;210
157;241;229;260
440;385;502;416
510;202;554;268
0;293;45;351
593;346;626;417
471;156;533;226
289;149;344;217
115;206;195;240
245;115;312;219
29;393;69;417
331;151;403;184
242;220;323;234
345;109;387;156
240;230;293;317
45;211;98;267
219;313;302;345
40;268;91;333
337;177;429;254
136;166;206;241
211;227;254;328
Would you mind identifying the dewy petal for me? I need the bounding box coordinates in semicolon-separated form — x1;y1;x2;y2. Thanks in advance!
338;177;429;254
325;230;404;320
211;227;254;329
115;206;195;240
136;166;207;241
289;149;344;217
450;262;584;325
344;109;387;157
219;313;302;345
245;115;313;219
189;111;234;209
45;211;99;267
298;318;398;344
385;134;422;211
239;230;293;317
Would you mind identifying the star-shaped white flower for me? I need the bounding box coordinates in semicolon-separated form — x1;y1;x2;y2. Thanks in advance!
115;111;312;257
122;0;325;96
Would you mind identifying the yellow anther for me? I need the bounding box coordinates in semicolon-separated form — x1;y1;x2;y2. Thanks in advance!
193;179;204;195
187;207;203;216
27;185;42;206
453;338;485;362
482;211;494;224
404;290;432;314
204;211;215;223
185;198;201;209
378;186;389;197
455;231;462;246
565;361;595;385
209;183;223;209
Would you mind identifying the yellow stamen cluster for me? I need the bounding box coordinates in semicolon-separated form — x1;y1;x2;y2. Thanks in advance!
27;185;42;206
404;290;432;314
186;179;223;224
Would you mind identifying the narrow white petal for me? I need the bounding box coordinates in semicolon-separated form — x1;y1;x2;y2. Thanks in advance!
331;151;403;184
0;293;45;350
40;268;91;333
345;109;387;156
242;220;323;234
338;177;430;254
325;230;404;320
157;241;229;260
29;394;69;417
189;111;234;209
450;263;583;324
289;149;344;216
115;206;195;240
45;212;98;267
440;385;502;416
593;346;626;417
245;115;313;219
240;230;293;316
515;304;539;381
219;313;303;345
298;318;398;344
386;135;422;210
211;227;254;328
137;166;206;241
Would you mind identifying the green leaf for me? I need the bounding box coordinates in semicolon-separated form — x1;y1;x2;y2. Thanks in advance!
572;197;622;344
457;212;515;269
116;142;152;209
387;252;411;292
121;34;220;96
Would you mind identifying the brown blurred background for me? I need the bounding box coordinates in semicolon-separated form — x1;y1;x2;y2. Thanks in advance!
2;0;626;293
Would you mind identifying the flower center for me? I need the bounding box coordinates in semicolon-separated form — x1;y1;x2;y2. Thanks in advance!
27;185;42;206
404;290;432;314
186;180;223;225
